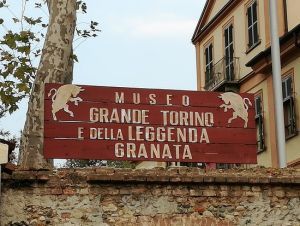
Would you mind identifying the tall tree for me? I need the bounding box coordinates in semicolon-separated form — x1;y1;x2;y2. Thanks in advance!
18;0;77;169
1;0;99;169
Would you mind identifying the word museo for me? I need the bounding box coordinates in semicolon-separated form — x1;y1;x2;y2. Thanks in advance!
78;92;215;160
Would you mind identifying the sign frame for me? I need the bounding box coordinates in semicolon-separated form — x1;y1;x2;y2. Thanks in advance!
44;83;257;164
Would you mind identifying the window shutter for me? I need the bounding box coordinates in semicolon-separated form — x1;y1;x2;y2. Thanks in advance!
282;80;287;100
247;6;252;28
255;96;261;117
258;114;264;150
253;1;257;21
289;96;296;134
286;77;292;97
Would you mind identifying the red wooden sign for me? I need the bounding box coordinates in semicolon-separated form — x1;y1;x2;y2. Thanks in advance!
44;83;257;163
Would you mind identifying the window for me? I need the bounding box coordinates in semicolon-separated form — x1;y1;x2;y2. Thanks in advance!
246;1;259;49
205;43;213;84
224;24;234;81
282;76;297;138
254;94;264;152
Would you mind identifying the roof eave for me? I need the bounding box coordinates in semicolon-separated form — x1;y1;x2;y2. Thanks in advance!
246;24;300;67
192;0;239;45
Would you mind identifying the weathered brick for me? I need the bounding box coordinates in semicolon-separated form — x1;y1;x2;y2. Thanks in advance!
61;212;71;219
192;176;204;182
169;176;181;182
203;176;215;182
286;190;299;197
274;190;285;198
63;187;76;195
251;186;261;192
242;186;251;191
203;190;217;197
119;189;132;195
248;177;260;183
87;174;112;182
220;185;229;191
219;190;229;197
258;177;270;183
190;189;202;197
95;167;115;174
12;171;36;180
215;176;226;183
226;176;239;183
51;187;63;195
173;188;189;196
36;172;50;181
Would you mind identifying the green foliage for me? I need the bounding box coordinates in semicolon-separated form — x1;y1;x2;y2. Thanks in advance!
0;31;37;113
0;0;100;115
64;159;136;169
64;159;106;168
107;160;135;169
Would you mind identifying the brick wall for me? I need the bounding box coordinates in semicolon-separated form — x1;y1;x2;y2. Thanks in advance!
1;167;300;226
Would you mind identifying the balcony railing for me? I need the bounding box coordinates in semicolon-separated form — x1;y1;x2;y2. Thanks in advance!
204;57;240;91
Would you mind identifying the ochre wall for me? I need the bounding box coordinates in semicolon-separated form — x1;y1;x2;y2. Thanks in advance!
197;0;268;91
195;0;300;167
286;0;300;31
1;168;300;226
241;75;273;167
240;54;300;167
205;0;231;26
281;56;300;165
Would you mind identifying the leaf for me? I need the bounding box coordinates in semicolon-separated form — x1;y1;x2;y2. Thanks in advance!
35;3;42;8
17;46;31;55
16;83;30;93
76;1;83;10
23;16;42;25
12;18;19;23
1;32;17;49
81;3;87;13
70;54;79;62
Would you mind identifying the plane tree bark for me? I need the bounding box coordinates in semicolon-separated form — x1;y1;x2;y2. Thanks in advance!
19;0;76;169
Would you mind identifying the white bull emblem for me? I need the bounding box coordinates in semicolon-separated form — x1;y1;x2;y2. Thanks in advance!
219;92;252;128
48;84;84;121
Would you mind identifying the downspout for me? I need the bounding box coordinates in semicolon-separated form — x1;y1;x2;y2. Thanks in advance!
283;0;288;33
295;31;300;48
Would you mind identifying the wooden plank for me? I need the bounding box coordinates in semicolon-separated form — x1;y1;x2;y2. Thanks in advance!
44;139;257;164
45;83;255;109
44;122;257;145
44;100;256;128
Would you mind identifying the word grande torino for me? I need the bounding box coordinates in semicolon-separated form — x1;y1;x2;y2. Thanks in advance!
89;108;214;127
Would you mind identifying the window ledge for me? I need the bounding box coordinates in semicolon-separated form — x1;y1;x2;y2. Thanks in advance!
286;132;298;141
246;40;261;54
257;148;266;154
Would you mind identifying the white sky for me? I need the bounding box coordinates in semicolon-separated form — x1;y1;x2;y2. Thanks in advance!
0;0;206;139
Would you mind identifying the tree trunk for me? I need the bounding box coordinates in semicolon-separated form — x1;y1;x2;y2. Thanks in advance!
19;0;76;170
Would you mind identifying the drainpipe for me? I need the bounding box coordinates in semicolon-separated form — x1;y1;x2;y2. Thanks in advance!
295;31;300;48
269;0;287;168
283;0;288;33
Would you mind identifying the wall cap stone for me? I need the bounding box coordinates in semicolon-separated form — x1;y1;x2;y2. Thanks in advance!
2;167;300;186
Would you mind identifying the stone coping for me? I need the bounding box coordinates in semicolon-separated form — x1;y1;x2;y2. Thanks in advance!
1;167;300;185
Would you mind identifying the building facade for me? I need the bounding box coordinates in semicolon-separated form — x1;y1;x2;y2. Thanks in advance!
192;0;300;167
